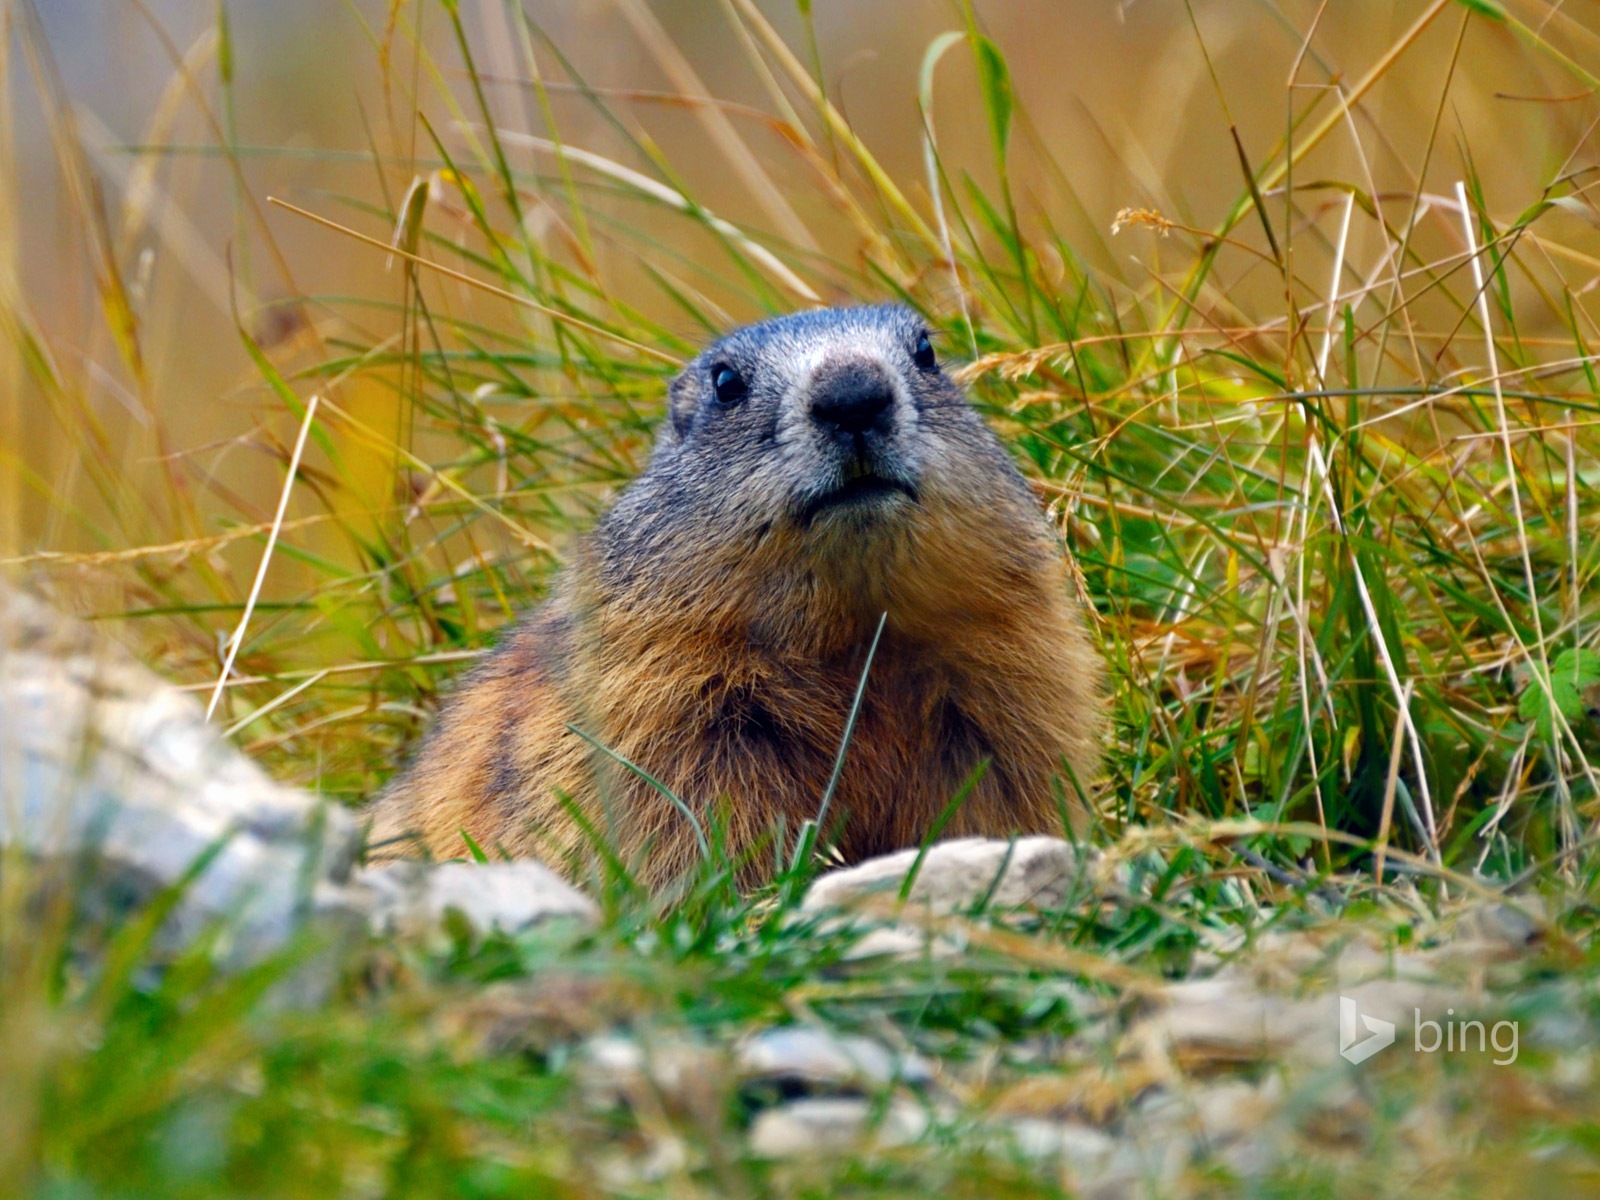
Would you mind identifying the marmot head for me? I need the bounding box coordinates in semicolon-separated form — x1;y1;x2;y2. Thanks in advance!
654;304;1016;528
593;304;1039;622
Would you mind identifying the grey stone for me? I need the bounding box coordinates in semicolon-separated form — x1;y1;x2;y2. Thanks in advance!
1091;1133;1192;1200
0;582;602;975
1129;1076;1279;1173
1455;896;1545;950
354;858;597;938
1129;974;1462;1070
595;1135;691;1189
842;924;951;961
746;1096;928;1158
1183;1078;1274;1145
802;836;1093;916
0;584;360;967
1002;1118;1118;1167
735;1025;932;1091
575;1033;725;1110
579;1033;650;1083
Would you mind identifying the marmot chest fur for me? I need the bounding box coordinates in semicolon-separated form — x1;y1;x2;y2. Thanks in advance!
366;304;1105;887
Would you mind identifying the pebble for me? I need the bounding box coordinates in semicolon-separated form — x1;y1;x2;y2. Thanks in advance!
736;1025;933;1091
747;1096;928;1158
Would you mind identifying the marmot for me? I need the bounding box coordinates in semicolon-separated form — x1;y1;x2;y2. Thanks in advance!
367;304;1105;887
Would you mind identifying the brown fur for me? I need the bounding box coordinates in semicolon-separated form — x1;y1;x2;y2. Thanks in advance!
366;308;1105;888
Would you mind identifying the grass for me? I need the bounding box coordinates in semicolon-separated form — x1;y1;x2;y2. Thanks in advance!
4;0;1600;1195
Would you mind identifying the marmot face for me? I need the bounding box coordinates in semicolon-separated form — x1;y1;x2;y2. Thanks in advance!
649;304;998;553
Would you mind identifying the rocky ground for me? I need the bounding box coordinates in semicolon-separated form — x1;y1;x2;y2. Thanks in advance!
4;580;1596;1197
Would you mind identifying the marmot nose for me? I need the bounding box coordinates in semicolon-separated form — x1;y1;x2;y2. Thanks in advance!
809;362;895;435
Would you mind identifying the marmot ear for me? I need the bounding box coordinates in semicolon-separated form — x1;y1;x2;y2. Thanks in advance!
667;370;698;438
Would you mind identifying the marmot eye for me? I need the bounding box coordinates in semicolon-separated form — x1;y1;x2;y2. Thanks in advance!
912;332;937;372
711;364;748;407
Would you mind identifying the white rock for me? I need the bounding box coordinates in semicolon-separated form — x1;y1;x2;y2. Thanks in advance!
355;859;597;938
1090;1133;1192;1200
1187;1077;1276;1145
736;1026;932;1090
1002;1118;1118;1166
0;584;360;966
802;837;1093;916
746;1096;928;1158
575;1034;725;1109
596;1135;690;1189
842;924;950;961
0;584;599;969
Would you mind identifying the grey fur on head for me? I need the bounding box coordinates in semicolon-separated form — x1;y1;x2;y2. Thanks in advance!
596;304;1032;581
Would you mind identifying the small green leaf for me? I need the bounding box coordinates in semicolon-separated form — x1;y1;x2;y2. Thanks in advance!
390;174;430;268
970;34;1013;157
1520;647;1600;742
1454;0;1506;19
459;827;489;864
216;1;233;84
1553;647;1600;716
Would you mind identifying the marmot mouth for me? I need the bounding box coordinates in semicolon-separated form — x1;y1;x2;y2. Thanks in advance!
800;473;917;525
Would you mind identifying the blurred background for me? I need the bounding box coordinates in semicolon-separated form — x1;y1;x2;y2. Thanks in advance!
3;1;1598;820
7;1;1595;555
